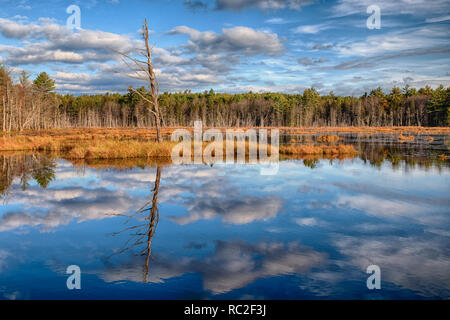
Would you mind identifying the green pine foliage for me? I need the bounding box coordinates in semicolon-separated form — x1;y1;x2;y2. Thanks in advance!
33;72;56;94
0;64;449;130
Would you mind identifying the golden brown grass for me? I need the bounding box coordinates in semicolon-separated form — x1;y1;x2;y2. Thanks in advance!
66;140;177;159
317;134;340;143
0;131;359;160
0;135;177;159
274;126;450;135
67;157;172;169
10;126;447;160
4;126;450;139
398;134;415;141
279;144;357;156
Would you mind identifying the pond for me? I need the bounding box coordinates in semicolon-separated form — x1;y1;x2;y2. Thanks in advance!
0;134;449;299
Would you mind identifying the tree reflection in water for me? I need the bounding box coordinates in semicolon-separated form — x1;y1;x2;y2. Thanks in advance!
0;153;56;198
110;165;162;283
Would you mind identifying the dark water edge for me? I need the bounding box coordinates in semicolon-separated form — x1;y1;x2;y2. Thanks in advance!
0;134;449;300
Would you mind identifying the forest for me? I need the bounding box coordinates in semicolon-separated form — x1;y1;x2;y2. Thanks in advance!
1;65;449;132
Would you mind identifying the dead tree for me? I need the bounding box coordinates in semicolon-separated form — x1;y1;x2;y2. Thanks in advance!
116;19;163;142
108;165;162;282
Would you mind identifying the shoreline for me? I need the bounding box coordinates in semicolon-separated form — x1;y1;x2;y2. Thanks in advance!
1;126;448;160
1;126;450;137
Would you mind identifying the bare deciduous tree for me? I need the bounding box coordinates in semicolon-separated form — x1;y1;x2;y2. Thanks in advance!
116;18;163;142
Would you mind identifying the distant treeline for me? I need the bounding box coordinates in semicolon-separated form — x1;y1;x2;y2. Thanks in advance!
1;66;449;132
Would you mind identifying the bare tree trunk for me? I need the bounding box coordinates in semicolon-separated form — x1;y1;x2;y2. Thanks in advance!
117;18;164;143
143;164;161;282
5;80;9;132
143;19;162;143
2;96;5;132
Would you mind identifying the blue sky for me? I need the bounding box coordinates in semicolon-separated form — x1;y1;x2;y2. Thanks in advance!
0;0;449;95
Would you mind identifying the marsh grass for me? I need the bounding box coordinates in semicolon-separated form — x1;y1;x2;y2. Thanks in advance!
1;128;358;160
279;126;450;135
398;134;415;141
279;144;357;156
0;135;176;159
67;140;177;159
317;134;340;143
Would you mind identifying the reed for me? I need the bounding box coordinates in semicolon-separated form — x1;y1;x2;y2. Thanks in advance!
66;140;177;159
0;129;359;160
279;144;357;155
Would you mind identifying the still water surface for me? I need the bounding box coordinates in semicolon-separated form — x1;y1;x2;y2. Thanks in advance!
0;136;449;299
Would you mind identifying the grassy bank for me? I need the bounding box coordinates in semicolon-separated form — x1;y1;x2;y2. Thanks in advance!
0;128;360;159
2;126;449;139
280;144;357;156
279;126;450;135
2;136;358;159
0;135;177;159
4;125;447;159
3;125;449;159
